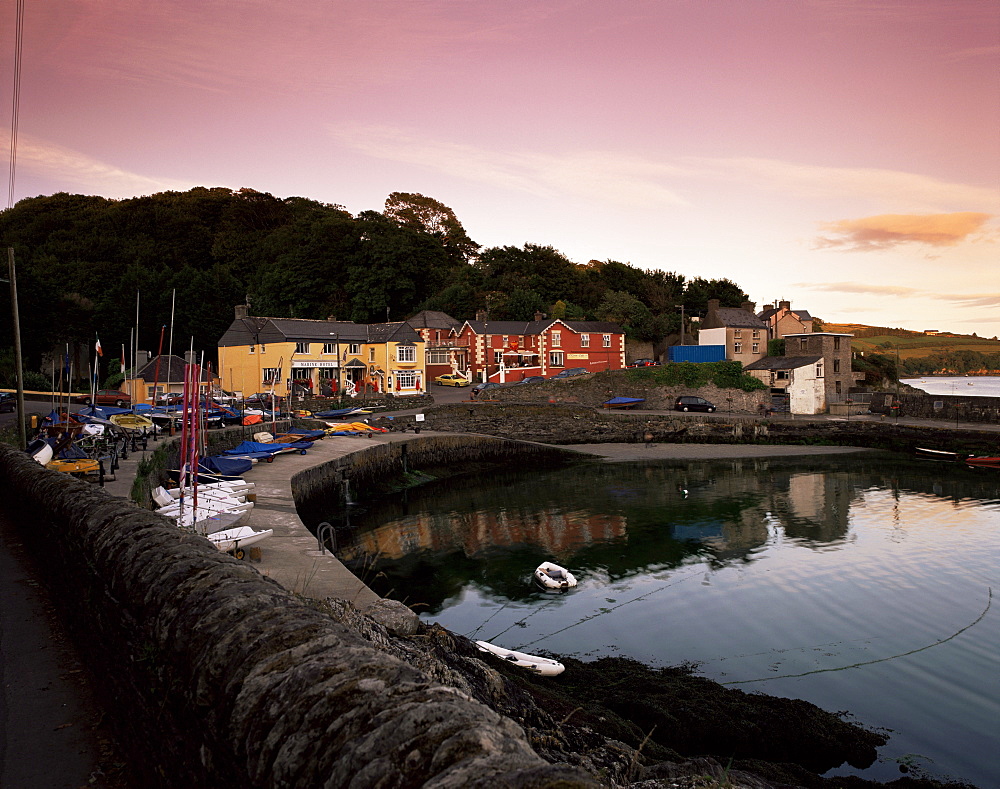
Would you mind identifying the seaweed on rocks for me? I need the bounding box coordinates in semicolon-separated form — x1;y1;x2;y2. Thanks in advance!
315;598;979;789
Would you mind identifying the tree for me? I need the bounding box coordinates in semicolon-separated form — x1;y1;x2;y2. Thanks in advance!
384;192;479;262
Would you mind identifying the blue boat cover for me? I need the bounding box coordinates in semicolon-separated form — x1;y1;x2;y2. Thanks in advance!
603;397;646;406
200;455;254;475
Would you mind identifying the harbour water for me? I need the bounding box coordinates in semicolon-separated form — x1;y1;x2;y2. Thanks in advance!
902;375;1000;398
324;453;1000;787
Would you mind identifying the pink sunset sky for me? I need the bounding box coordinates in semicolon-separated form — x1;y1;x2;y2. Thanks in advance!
4;0;999;337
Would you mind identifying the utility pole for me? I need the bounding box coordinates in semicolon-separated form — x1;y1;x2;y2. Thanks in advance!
676;304;685;345
7;248;26;449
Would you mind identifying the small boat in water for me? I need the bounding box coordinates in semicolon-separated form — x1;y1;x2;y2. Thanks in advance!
534;561;578;590
965;456;1000;469
915;447;962;462
475;640;565;676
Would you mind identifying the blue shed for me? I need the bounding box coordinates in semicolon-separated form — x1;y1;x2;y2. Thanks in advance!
668;345;726;363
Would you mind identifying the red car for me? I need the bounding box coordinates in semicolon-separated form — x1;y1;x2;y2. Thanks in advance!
73;389;132;407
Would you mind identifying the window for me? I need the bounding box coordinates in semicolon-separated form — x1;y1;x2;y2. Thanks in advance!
322;343;337;355
494;350;504;365
833;359;841;373
349;343;362;355
734;329;742;338
552;331;561;347
752;330;760;339
295;342;309;354
776;370;790;380
799;338;808;350
549;350;565;367
834;336;841;350
427;348;450;364
602;334;611;348
248;345;255;354
752;343;759;354
580;334;590;347
816;364;824;377
502;335;509;346
835;380;842;395
396;345;416;363
396;370;417;389
734;342;743;354
369;347;376;362
262;368;280;383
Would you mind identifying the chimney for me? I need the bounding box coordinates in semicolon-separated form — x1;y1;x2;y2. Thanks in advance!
185;350;198;366
707;299;720;314
778;300;790;311
136;350;150;370
741;301;756;314
534;311;546;321
327;315;337;322
235;304;249;319
475;309;487;322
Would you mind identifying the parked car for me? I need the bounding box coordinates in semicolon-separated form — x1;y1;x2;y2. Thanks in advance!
471;381;502;398
73;389;131;407
0;392;15;413
434;373;471;387
512;376;545;386
155;392;184;406
627;358;659;367
551;367;589;379
674;395;716;413
243;392;286;408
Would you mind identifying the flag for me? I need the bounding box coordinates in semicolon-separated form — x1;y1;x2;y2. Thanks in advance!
95;337;103;356
120;345;126;375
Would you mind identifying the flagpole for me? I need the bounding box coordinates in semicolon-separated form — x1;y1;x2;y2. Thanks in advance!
167;288;176;395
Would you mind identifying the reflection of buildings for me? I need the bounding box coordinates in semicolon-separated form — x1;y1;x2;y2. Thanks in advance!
337;506;628;563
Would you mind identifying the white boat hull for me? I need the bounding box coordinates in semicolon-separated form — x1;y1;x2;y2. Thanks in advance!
475;640;565;676
534;561;578;590
207;526;273;554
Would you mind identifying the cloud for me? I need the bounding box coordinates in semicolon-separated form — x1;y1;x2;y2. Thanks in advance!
795;281;1000;308
814;212;993;250
328;125;691;209
4;132;193;199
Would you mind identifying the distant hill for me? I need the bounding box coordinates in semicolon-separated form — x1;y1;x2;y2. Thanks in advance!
820;323;1000;361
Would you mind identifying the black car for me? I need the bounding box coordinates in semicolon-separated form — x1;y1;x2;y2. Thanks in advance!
551;367;589;379
471;381;502;398
674;395;716;413
627;358;659;367
0;392;15;413
512;376;545;386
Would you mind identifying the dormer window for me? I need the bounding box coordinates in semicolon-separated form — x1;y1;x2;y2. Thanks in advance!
552;331;561;347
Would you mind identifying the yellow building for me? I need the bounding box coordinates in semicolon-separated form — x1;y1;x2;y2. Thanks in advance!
217;306;427;398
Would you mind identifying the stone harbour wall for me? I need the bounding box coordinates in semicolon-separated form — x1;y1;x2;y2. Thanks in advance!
0;445;597;789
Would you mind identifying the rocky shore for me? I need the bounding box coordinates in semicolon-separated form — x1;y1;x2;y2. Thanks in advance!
320;596;977;789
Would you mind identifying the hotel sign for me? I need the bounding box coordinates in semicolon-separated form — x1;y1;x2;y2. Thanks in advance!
291;360;339;368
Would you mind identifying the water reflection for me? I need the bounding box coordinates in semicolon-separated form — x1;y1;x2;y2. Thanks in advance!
310;453;998;610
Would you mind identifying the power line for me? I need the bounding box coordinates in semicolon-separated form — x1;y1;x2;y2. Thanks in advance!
7;0;25;209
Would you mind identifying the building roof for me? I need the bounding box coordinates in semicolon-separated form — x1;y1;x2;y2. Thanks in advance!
135;354;190;382
405;310;461;330
460;318;623;335
703;308;768;330
758;306;813;323
218;316;421;347
743;355;822;371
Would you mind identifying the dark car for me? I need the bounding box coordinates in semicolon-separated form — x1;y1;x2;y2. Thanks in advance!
72;389;131;407
551;367;589;379
243;392;286;408
512;376;545;386
470;381;502;398
674;395;716;413
0;392;15;413
627;358;659;367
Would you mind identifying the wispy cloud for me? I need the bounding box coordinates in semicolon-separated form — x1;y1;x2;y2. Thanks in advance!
795;281;1000;308
330;126;1000;217
814;212;993;250
327;125;691;209
5;133;193;198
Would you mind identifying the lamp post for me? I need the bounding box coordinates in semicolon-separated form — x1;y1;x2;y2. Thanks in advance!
329;332;342;398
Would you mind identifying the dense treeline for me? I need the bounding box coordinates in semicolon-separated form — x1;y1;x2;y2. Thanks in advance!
900;350;1000;376
0;187;747;385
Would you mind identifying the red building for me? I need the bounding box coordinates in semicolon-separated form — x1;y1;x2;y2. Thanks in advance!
455;315;626;383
